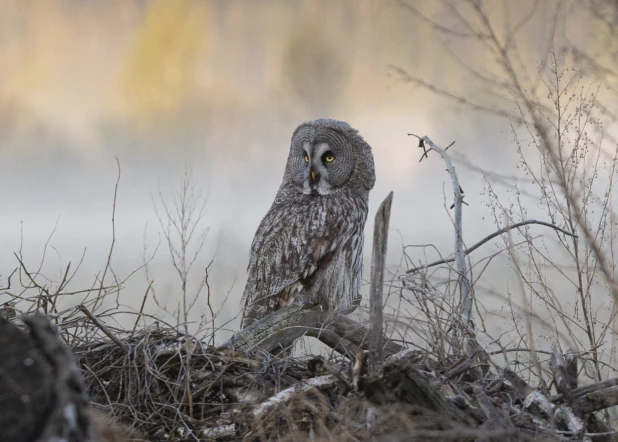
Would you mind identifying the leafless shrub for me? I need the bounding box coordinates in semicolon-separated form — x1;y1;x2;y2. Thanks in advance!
151;159;213;337
393;0;618;429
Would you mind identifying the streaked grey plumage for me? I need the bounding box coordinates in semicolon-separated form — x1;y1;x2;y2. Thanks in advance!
241;119;375;329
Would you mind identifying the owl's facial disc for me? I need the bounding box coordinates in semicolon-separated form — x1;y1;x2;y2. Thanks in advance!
290;126;355;195
296;142;333;196
289;141;324;195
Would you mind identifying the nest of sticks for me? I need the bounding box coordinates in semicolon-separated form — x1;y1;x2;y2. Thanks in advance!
2;309;617;441
69;320;618;442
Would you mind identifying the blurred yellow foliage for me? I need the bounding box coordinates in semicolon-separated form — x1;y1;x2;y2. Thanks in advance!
120;0;208;123
1;0;70;98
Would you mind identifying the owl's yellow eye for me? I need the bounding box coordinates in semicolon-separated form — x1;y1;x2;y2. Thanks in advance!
304;155;309;162
325;154;335;163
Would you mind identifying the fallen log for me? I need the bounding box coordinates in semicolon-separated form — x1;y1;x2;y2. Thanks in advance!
220;303;404;359
576;386;618;414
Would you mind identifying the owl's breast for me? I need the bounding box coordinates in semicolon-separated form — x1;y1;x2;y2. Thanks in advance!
243;191;369;327
295;194;368;310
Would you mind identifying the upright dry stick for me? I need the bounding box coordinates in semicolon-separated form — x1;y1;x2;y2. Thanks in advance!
414;135;474;330
368;192;394;375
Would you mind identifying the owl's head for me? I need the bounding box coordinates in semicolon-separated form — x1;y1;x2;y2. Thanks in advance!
285;119;375;196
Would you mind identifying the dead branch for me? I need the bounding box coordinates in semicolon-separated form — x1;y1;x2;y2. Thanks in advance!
368;192;393;375
576;386;618;414
406;219;578;273
253;375;338;418
221;303;404;359
502;367;534;396
79;305;129;353
550;349;577;406
201;424;236;440
410;134;473;329
221;302;326;352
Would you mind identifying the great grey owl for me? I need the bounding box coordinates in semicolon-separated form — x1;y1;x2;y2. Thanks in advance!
241;118;375;329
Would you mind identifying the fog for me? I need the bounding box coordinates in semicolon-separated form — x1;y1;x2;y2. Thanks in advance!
0;0;611;345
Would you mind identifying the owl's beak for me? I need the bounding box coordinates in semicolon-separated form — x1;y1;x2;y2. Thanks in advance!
311;170;317;181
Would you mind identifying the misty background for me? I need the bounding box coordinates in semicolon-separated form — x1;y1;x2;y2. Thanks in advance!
0;0;612;346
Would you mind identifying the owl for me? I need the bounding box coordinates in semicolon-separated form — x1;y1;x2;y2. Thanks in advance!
241;118;375;330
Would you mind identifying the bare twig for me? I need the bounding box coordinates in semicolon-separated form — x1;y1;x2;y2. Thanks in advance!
0;268;17;291
78;305;128;353
132;281;153;334
92;158;121;312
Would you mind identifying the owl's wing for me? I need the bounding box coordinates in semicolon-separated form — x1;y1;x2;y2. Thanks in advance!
241;202;344;328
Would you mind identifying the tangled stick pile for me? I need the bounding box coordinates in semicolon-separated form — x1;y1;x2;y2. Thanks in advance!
2;312;617;441
70;320;617;441
74;325;312;441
